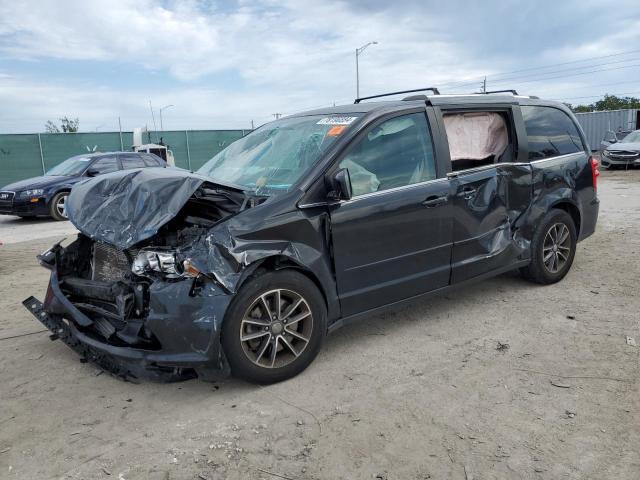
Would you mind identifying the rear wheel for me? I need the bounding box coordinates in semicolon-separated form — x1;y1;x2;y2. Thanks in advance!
222;270;326;384
49;191;69;221
520;209;577;284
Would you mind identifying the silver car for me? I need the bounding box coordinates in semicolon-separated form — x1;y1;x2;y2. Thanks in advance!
601;130;640;169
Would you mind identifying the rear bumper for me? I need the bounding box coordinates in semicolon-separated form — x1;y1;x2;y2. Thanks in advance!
579;195;599;241
23;267;233;382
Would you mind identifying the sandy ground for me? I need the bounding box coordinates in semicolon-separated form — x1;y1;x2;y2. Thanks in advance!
0;170;639;480
0;216;77;244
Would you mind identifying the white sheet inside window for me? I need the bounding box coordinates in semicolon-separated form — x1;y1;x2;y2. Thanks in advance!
443;112;508;161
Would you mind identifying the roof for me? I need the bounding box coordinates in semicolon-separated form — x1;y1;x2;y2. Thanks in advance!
293;93;566;118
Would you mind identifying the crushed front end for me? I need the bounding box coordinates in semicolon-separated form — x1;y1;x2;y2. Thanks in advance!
24;233;233;382
22;169;259;382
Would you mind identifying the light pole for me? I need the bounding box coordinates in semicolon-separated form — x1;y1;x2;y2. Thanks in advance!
355;41;378;99
159;104;174;132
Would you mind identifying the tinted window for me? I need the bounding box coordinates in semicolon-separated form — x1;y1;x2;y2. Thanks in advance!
120;154;146;169
142;153;164;167
91;156;119;174
521;106;584;160
339;112;436;196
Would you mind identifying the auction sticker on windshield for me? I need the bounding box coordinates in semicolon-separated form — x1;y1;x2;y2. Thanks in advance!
317;116;358;125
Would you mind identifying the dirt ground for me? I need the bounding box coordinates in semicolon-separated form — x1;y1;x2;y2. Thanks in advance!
1;170;639;480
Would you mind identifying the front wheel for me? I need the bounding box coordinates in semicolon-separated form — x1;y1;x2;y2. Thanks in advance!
520;209;577;284
49;191;69;221
222;270;327;384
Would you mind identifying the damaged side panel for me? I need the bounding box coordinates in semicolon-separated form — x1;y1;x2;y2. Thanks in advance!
450;163;533;283
183;201;340;321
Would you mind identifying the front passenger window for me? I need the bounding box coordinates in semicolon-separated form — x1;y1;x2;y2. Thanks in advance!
120;154;146;169
90;156;119;174
338;113;436;197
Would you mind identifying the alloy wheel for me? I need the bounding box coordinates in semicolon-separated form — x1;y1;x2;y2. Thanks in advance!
542;222;571;273
56;194;68;218
239;289;313;368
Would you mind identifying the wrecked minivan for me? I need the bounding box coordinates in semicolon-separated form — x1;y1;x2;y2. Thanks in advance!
25;89;600;384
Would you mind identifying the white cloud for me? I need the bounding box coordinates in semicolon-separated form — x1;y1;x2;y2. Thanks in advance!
0;0;639;133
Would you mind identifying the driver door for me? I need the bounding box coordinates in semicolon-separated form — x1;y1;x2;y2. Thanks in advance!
329;111;453;316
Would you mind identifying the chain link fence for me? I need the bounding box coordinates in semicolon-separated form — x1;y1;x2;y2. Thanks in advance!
0;129;247;186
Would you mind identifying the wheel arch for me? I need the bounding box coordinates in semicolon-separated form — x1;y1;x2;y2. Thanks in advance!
48;188;71;204
550;200;581;236
242;255;330;312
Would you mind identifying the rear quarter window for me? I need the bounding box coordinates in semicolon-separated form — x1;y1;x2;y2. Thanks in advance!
521;106;585;160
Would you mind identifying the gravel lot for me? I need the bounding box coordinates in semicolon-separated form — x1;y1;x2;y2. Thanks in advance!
1;170;638;480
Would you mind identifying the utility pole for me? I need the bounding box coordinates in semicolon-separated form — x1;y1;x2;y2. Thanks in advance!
251;120;254;129
482;76;487;93
149;100;158;140
355;41;378;99
118;117;124;150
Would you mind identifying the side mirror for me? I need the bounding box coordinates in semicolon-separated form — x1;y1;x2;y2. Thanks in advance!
86;168;100;177
329;168;352;201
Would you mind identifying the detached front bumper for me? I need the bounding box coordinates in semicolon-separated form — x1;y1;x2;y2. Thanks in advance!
23;267;233;382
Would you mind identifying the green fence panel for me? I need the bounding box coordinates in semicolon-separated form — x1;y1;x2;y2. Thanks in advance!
145;131;190;170
186;130;246;170
39;132;124;170
0;130;247;187
0;134;43;186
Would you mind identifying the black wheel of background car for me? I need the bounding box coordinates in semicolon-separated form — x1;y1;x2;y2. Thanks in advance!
520;209;577;285
49;191;69;221
222;270;326;384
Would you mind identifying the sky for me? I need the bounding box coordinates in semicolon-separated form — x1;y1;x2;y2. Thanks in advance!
0;0;639;133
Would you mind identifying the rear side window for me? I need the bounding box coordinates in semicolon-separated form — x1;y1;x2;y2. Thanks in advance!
521;106;584;160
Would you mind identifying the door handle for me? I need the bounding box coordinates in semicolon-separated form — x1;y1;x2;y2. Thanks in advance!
458;187;477;199
422;195;448;207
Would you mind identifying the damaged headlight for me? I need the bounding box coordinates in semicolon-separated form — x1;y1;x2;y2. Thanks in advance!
132;250;200;278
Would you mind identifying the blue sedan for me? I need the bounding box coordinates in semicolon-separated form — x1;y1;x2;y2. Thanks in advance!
0;151;166;220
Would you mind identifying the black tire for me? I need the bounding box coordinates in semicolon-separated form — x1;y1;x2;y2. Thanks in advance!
222;270;327;384
49;191;69;221
520;209;577;285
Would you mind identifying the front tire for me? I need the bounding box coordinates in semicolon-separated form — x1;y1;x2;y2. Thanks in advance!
520;209;577;284
49;191;69;221
222;270;327;384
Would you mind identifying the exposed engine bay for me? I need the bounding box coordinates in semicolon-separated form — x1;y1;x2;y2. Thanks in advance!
41;183;263;351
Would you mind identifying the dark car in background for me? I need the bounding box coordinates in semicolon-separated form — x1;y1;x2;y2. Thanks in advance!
601;129;640;169
0;151;166;220
25;90;599;384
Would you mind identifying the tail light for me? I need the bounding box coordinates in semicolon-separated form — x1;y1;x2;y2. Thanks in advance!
590;156;599;192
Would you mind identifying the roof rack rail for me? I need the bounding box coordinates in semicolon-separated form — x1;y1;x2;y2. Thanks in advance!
354;87;440;104
482;89;519;95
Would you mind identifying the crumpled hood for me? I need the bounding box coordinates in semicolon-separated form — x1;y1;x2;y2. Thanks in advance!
66;168;214;249
607;141;640;152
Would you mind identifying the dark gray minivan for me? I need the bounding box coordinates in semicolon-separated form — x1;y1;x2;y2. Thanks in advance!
25;89;599;384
